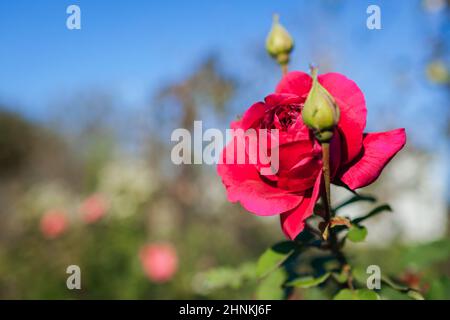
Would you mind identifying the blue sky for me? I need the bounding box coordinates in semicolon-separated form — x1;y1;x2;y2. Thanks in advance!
0;0;448;150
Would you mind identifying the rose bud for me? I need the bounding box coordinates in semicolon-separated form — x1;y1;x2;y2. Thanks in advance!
266;14;294;66
426;60;449;85
302;68;340;142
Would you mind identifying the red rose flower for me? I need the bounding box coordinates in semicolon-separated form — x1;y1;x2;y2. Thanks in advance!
217;71;406;240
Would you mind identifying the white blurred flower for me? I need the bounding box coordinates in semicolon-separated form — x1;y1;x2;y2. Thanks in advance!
23;181;74;217
98;157;156;218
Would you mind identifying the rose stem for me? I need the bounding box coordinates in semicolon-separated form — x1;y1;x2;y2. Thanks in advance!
321;142;352;287
322;142;331;215
281;64;288;76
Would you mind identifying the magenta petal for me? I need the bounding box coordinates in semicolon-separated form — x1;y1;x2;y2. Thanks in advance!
280;173;322;240
240;101;266;130
217;140;302;216
318;73;367;164
277;140;315;172
339;128;406;190
226;178;303;216
264;93;303;107
278;157;322;193
275;71;313;97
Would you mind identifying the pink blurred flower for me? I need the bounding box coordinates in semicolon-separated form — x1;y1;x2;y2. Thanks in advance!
139;243;178;283
40;210;68;239
80;193;108;224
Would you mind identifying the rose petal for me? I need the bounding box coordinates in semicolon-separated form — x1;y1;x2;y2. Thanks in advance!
240;101;266;130
217;137;302;216
264;93;303;107
279;124;311;145
278;156;322;193
280;173;322;240
318;73;367;164
339;128;406;190
277;140;316;172
275;71;313;97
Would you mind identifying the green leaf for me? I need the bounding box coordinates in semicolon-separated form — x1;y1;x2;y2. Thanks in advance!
333;289;380;300
255;268;286;300
357;289;381;300
379;287;413;300
380;287;424;300
352;204;392;224
331;271;348;284
353;267;423;300
347;225;368;242
334;194;376;211
381;275;409;292
256;241;297;278
286;273;330;288
333;288;354;300
351;266;367;284
310;256;339;275
296;228;316;243
407;290;425;300
302;287;329;300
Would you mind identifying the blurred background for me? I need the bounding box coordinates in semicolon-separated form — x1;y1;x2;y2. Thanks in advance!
0;0;448;299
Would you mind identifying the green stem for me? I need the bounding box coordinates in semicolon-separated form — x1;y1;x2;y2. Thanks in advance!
281;64;288;76
321;142;350;282
321;143;331;216
321;143;340;257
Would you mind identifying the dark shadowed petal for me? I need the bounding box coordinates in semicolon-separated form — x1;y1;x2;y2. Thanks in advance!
278;156;322;193
280;172;322;240
330;130;342;179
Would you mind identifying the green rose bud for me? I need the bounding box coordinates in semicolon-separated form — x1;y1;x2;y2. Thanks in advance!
266;14;294;66
302;68;340;142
